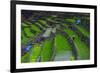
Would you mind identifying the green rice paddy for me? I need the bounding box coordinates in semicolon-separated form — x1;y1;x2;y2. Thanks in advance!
21;10;90;63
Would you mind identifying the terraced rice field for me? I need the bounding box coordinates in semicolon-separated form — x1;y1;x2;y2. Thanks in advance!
21;10;90;63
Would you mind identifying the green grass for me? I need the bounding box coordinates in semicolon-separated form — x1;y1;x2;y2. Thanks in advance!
31;24;41;32
47;15;57;19
30;44;42;62
38;19;49;28
55;34;72;54
35;22;46;30
21;52;30;63
24;28;34;37
21;31;30;45
64;29;90;59
21;15;90;62
65;18;76;24
21;22;42;45
54;34;74;61
22;23;29;27
41;39;53;62
24;22;41;32
21;36;29;45
75;25;90;37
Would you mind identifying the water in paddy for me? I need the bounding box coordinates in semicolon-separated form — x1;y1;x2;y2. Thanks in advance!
54;51;72;61
54;34;73;61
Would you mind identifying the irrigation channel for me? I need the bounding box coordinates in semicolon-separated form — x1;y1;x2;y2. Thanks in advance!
21;12;90;63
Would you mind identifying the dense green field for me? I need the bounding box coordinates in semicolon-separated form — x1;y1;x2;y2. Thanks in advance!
21;11;90;63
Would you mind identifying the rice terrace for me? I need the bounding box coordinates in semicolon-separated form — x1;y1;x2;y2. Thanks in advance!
21;10;90;63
